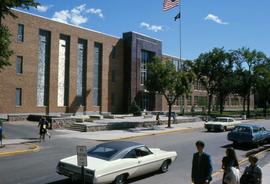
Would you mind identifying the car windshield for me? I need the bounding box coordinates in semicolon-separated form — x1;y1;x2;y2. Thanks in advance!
87;146;118;160
232;126;251;133
214;118;227;122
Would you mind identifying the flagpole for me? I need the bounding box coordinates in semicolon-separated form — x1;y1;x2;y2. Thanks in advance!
179;1;182;65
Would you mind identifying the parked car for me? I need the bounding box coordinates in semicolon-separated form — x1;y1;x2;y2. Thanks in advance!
204;117;241;132
56;141;177;184
227;124;270;146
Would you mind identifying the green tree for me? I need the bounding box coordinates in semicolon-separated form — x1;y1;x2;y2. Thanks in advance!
254;60;270;117
191;48;231;115
145;57;195;128
0;0;39;71
233;47;268;117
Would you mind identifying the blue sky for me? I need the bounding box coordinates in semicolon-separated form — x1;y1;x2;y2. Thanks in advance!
19;0;270;60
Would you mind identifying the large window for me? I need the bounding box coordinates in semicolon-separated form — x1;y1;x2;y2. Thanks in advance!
17;24;24;42
16;88;22;106
37;30;51;107
140;50;154;85
76;39;87;106
16;56;23;74
57;34;70;107
93;42;102;106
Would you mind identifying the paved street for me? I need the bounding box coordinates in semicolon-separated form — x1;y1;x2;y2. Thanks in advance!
0;119;270;184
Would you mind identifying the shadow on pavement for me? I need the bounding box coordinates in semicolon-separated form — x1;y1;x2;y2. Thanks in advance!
128;171;161;183
221;143;256;151
46;178;72;184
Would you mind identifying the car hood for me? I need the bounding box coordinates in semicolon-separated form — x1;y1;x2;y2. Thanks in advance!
205;122;227;125
60;155;109;170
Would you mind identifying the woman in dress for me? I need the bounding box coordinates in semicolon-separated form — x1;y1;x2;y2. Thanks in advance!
222;147;239;184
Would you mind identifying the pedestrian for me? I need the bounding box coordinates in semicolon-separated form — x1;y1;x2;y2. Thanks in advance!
191;140;213;184
222;147;240;184
156;113;160;125
38;116;49;141
240;155;262;184
172;112;176;124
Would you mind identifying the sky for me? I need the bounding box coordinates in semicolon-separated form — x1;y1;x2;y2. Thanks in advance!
17;0;270;60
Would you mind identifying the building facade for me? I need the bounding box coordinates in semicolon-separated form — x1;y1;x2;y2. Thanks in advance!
0;10;253;116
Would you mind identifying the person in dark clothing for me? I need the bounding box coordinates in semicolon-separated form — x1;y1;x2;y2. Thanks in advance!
240;155;262;184
38;117;49;141
192;140;213;184
222;147;239;184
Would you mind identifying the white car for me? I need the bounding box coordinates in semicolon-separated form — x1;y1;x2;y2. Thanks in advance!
204;117;241;132
56;141;177;184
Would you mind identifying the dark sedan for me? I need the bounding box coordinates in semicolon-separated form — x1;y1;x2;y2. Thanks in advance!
227;124;270;145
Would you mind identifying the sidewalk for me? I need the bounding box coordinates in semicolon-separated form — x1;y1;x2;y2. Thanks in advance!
55;121;204;141
262;161;270;184
0;139;40;157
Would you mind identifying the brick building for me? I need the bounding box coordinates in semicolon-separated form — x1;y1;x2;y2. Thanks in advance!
0;10;253;116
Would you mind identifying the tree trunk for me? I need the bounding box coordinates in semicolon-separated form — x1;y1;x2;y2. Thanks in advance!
263;101;267;118
247;93;250;118
207;94;212;115
168;103;172;128
243;98;246;113
219;97;224;115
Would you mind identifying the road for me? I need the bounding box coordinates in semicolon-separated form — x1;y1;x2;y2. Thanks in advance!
0;119;270;184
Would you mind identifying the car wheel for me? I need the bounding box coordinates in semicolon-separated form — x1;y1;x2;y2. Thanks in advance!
114;174;128;184
224;126;227;131
220;126;225;132
160;160;170;173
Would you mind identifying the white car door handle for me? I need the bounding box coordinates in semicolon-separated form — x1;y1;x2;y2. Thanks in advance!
138;160;141;164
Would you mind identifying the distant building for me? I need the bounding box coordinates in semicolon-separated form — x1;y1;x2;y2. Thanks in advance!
0;10;253;117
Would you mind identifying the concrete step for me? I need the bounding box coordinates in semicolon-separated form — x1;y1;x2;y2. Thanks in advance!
67;123;87;132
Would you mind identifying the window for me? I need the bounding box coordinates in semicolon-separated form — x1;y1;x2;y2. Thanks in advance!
112;46;116;59
124;149;137;159
93;42;102;106
17;24;24;42
140;50;154;85
135;146;152;157
187;96;192;106
16;56;23;74
16;88;22;106
87;146;118;160
111;70;116;83
76;39;87;106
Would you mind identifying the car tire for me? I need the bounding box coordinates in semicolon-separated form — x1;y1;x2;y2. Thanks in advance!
220;126;225;132
160;160;170;173
224;126;227;131
114;174;128;184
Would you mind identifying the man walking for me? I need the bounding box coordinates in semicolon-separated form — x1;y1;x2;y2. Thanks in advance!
192;140;213;184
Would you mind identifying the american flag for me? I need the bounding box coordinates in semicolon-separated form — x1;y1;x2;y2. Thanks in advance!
163;0;180;11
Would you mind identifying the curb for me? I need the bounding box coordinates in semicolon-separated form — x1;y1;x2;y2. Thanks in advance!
97;127;201;141
212;147;270;177
0;143;41;157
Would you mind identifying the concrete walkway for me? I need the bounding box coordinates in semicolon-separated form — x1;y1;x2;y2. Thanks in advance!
55;121;204;141
262;162;270;184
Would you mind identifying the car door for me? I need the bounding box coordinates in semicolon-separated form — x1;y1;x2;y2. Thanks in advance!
135;146;159;175
121;149;141;178
260;127;269;142
252;127;261;143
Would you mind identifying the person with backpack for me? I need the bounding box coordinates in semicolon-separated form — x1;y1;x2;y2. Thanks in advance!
240;155;262;184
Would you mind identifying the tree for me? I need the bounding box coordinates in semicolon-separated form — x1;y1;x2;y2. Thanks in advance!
145;57;195;128
0;0;39;71
254;60;270;117
233;47;268;117
191;48;232;115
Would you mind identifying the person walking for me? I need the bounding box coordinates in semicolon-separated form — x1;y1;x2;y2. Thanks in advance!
192;140;213;184
222;147;240;184
38;117;49;141
240;155;262;184
156;113;160;125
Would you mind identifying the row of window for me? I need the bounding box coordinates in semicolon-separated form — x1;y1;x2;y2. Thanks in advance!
15;88;117;107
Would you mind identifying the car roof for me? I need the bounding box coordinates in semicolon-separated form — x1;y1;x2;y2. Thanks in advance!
97;141;144;151
235;124;263;128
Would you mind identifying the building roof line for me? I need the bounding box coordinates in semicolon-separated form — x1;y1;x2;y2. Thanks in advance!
131;31;162;42
163;53;186;60
12;8;121;39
